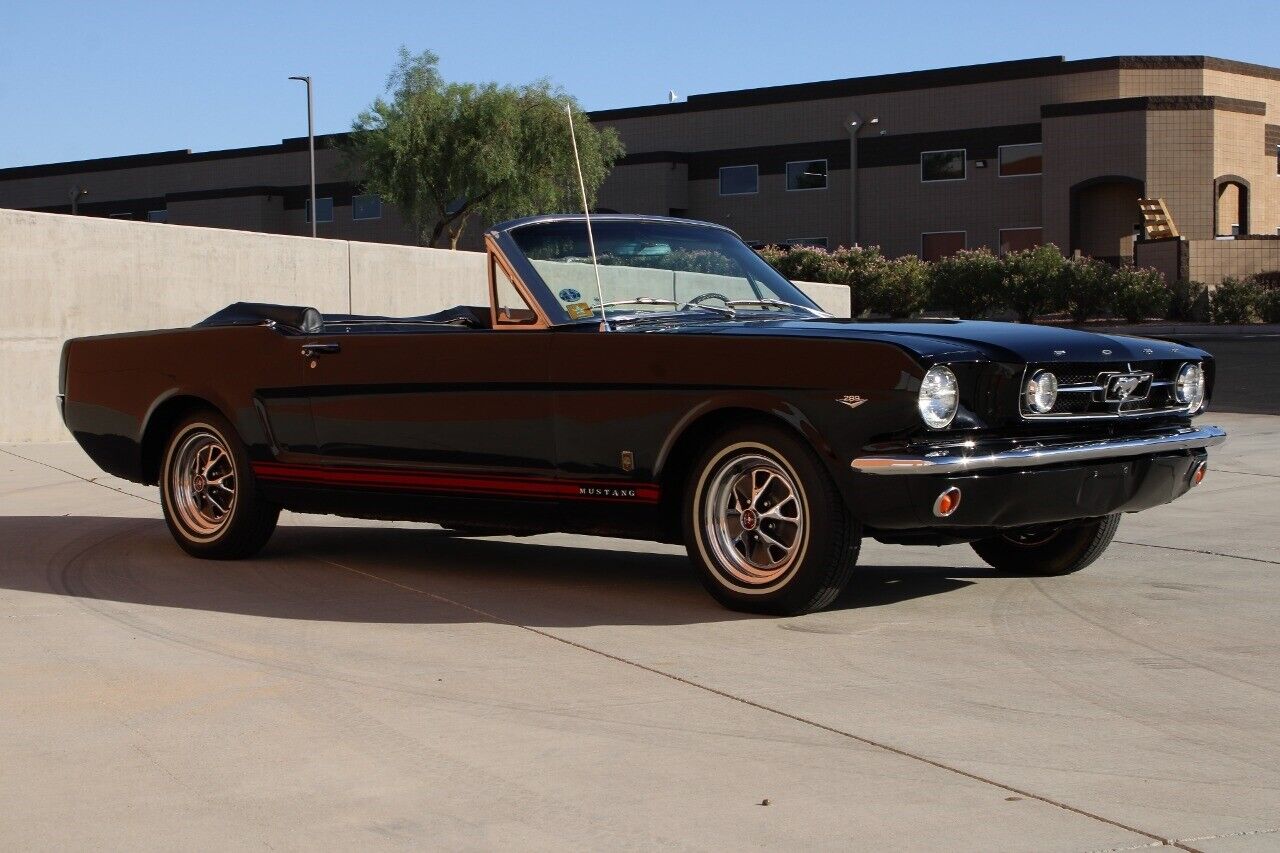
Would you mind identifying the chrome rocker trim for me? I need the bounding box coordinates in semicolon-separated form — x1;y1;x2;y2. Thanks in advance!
851;425;1226;476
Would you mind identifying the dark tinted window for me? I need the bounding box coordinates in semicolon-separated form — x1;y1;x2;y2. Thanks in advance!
921;150;965;182
719;165;758;195
786;160;827;190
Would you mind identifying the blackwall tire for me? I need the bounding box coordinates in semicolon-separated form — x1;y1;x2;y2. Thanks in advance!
683;424;860;615
159;411;279;559
970;514;1121;576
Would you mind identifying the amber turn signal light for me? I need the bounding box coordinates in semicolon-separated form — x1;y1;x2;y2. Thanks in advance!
932;486;962;518
1191;461;1207;486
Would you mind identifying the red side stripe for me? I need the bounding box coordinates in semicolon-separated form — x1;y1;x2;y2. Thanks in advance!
252;462;660;503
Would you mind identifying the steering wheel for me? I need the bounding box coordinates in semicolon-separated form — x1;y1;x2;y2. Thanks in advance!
678;292;730;312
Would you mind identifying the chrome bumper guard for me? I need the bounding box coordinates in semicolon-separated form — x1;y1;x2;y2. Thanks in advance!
851;425;1226;476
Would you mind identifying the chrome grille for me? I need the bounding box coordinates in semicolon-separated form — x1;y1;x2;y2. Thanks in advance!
1022;361;1188;419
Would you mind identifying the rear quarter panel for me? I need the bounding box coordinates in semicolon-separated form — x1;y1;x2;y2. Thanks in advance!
62;326;307;482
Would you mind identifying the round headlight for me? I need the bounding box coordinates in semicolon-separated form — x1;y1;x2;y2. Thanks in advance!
1175;362;1206;412
918;365;959;429
1024;370;1059;414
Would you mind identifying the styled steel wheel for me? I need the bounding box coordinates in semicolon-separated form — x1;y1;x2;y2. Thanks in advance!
684;425;860;615
971;514;1120;576
159;412;279;559
702;452;806;588
168;429;237;541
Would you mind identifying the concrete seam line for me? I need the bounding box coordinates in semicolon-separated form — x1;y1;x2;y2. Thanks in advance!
0;446;160;505
1209;468;1280;479
1115;539;1280;567
322;556;1200;853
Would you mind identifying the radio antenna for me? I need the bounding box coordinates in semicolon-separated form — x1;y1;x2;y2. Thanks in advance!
565;102;609;331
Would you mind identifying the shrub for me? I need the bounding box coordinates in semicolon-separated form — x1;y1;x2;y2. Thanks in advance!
830;246;888;316
865;254;930;318
1260;289;1280;323
1168;280;1210;322
1253;272;1280;323
1060;257;1117;323
1110;266;1170;323
999;244;1066;323
1210;276;1264;324
763;246;834;283
927;248;1004;318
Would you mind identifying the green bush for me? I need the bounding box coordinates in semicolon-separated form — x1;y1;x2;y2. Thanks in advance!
831;246;888;317
1060;257;1117;323
759;246;833;283
1210;276;1264;324
1260;289;1280;323
865;255;930;318
927;248;1004;318
1253;272;1280;323
1168;280;1210;322
999;244;1065;323
1109;266;1170;323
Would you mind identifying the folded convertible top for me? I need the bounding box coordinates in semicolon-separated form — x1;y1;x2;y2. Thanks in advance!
196;302;324;334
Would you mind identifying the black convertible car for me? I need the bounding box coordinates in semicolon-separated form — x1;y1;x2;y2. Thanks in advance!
60;214;1225;614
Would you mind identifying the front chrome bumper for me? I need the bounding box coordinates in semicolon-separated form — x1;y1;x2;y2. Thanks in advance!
851;425;1226;476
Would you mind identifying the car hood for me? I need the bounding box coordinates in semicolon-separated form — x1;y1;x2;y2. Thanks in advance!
629;317;1210;364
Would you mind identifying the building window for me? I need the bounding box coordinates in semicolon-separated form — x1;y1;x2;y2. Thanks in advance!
147;209;167;223
786;160;827;191
784;237;828;249
921;150;966;182
999;227;1043;253
352;194;382;221
921;231;965;261
719;165;758;196
998;143;1042;177
305;197;334;224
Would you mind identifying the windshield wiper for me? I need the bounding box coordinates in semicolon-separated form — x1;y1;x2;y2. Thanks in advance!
724;299;829;317
596;297;735;317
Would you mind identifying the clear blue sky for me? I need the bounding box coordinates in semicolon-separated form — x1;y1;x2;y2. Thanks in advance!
2;0;1277;168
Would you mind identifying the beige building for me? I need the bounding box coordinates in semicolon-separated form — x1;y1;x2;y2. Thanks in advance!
3;55;1279;276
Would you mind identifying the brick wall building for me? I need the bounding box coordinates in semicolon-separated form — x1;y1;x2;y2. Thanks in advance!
3;55;1278;272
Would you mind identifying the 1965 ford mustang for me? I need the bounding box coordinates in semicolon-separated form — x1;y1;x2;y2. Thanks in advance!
60;214;1225;614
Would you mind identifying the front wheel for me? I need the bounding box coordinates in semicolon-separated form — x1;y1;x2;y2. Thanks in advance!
159;411;279;559
970;514;1120;576
684;424;860;615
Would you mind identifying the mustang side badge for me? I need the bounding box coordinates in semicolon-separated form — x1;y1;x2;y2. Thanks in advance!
837;395;868;410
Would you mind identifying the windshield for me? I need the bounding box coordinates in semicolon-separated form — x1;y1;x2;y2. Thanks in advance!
507;219;822;321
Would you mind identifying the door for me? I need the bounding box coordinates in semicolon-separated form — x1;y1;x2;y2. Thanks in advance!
302;329;555;475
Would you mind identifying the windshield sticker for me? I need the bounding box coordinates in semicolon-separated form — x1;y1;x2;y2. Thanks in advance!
558;288;582;302
565;302;593;320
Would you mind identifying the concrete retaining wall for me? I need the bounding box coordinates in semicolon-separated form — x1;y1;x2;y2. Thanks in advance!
1135;236;1280;286
1;209;850;443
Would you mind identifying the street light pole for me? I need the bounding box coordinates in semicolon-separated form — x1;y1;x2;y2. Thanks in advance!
288;75;316;238
69;186;88;215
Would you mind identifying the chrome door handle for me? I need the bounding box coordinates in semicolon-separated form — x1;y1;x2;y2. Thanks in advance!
300;342;341;356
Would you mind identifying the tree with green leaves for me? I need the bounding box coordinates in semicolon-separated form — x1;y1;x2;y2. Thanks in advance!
348;48;625;249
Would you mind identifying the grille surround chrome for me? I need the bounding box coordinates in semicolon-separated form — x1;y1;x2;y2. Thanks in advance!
1019;361;1193;420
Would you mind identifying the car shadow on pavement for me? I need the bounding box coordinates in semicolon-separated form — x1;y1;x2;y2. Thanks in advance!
1;515;980;627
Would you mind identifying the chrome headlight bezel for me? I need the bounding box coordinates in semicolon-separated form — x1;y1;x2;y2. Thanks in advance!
918;365;959;430
1024;370;1059;414
1175;362;1206;413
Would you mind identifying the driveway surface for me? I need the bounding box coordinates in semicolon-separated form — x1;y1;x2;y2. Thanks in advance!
1;412;1277;851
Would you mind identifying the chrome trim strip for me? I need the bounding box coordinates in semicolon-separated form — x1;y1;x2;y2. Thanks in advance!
851;425;1226;476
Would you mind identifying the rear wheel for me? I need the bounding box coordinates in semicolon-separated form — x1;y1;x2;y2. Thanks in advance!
684;424;860;615
970;514;1120;576
159;411;279;559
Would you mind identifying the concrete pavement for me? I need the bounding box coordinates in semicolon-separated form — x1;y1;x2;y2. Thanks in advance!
1;412;1278;851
